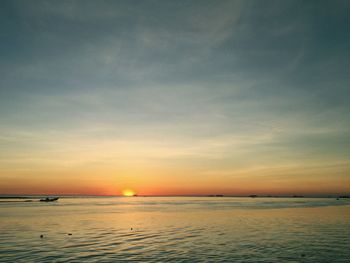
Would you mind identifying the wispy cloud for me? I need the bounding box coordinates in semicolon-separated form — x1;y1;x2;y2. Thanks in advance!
1;0;350;194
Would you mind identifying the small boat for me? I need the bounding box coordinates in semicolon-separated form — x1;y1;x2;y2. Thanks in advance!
40;197;59;202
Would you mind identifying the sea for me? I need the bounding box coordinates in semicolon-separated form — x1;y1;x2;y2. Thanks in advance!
0;197;350;262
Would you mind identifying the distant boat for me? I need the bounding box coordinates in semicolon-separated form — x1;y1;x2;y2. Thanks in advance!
40;197;59;202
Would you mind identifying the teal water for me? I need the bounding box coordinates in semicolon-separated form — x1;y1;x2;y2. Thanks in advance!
1;197;350;262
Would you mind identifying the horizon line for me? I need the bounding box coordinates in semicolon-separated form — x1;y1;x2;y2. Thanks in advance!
1;193;349;198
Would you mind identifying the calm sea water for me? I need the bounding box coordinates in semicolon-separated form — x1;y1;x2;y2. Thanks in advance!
1;197;350;262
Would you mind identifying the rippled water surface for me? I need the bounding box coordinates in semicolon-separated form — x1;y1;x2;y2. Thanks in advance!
1;197;350;262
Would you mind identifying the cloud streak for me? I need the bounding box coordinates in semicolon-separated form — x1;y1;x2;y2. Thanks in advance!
0;0;349;195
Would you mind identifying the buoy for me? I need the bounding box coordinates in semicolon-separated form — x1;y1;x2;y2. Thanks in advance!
68;233;72;235
40;235;43;238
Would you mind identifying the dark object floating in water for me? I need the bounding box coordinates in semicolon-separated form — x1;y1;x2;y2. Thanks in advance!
131;228;133;230
292;195;304;198
338;195;350;198
40;235;44;238
249;195;258;198
68;233;72;235
40;197;59;202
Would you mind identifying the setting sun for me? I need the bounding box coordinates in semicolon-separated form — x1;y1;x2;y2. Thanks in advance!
122;189;136;197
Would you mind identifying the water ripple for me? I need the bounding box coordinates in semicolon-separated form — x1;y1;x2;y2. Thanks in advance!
1;197;350;262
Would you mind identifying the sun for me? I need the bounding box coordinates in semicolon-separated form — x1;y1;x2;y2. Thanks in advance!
122;189;136;197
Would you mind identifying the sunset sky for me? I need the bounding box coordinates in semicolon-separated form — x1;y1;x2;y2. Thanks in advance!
1;0;349;196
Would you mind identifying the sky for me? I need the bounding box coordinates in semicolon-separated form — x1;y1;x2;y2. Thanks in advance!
0;0;350;196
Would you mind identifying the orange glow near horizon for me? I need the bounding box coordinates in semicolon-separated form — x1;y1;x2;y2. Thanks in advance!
1;157;350;196
122;189;136;197
1;168;350;196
